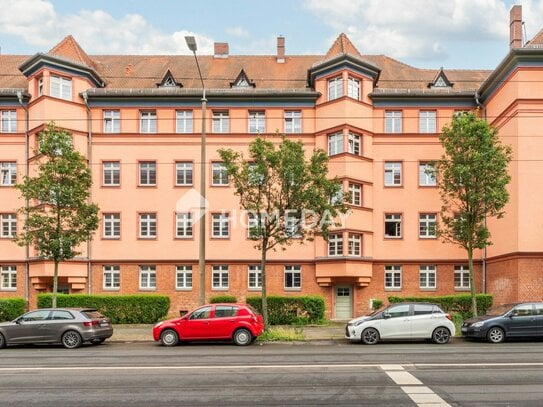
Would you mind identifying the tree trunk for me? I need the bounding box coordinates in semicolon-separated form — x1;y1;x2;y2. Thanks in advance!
52;259;59;308
468;245;478;317
260;239;269;331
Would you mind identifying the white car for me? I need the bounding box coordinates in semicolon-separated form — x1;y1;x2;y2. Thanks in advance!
345;302;455;345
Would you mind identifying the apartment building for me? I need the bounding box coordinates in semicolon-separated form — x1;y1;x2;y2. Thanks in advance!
1;6;542;318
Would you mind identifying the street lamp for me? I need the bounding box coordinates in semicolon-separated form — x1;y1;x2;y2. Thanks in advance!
185;36;207;306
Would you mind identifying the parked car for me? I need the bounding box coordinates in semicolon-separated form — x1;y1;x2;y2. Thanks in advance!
153;303;264;346
345;302;455;344
461;302;543;343
0;308;113;349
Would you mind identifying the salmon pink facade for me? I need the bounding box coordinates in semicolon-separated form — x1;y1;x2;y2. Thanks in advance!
1;5;542;318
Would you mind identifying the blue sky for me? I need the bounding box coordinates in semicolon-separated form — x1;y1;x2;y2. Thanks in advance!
1;0;542;69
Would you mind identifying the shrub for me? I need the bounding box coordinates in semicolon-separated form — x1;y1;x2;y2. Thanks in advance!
388;294;493;319
371;298;384;310
0;297;26;321
37;294;170;324
246;295;325;325
209;295;237;304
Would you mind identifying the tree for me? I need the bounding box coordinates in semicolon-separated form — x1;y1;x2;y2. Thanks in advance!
15;123;100;307
219;136;347;328
434;112;512;317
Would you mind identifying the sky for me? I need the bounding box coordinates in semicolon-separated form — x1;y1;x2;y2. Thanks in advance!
1;0;543;70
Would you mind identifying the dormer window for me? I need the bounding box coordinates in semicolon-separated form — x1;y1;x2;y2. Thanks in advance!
50;75;72;100
231;69;255;88
429;68;453;89
157;70;181;88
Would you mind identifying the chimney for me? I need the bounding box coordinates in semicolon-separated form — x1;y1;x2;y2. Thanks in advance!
277;36;285;63
510;5;523;49
214;42;229;58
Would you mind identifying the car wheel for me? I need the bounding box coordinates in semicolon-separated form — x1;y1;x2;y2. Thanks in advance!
233;328;252;346
0;333;5;349
160;329;179;347
487;327;505;343
432;327;451;344
90;338;106;345
62;330;83;349
361;328;380;345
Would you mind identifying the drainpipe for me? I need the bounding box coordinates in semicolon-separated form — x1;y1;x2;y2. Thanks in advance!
474;91;487;293
82;92;93;294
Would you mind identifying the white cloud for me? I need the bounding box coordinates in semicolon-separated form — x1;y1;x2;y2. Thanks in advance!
226;26;249;38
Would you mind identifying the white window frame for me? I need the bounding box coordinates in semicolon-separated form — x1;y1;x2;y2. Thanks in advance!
0;266;16;290
103;213;121;239
212;111;229;133
348;183;361;206
348;133;361;155
139;161;156;186
139;265;156;290
284;111;301;133
103;161;120;186
385;111;402;133
176;110;193;133
103;265;120;290
419;110;437;133
328;233;343;256
0;162;17;186
385;265;402;289
284;265;301;290
454;265;470;289
248;265;262;290
419;213;437;238
139;213;157;239
419;265;436;289
212;213;229;238
347;77;360;100
384;213;402;238
103;110;120;133
328;133;343;156
176;265;193;290
348;233;362;256
384;162;402;186
140;110;157;133
248;111;266;133
285;211;301;238
328;76;343;101
419;162;437;186
247;212;264;239
212;265;229;289
176;212;193;238
1;110;16;133
212;162;228;186
175;161;193;186
50;75;72;100
0;213;16;238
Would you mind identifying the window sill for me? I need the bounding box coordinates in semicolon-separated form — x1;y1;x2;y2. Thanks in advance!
385;288;402;291
175;288;193;291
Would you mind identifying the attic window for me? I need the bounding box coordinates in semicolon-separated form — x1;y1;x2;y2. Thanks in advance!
434;77;448;87
429;68;453;89
230;69;255;88
157;70;182;88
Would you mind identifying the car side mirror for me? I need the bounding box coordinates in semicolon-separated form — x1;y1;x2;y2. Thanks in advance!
383;312;391;319
510;311;518;318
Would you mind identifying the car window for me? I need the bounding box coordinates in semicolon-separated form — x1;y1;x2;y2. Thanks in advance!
387;304;410;318
413;304;434;315
535;304;543;315
512;304;533;317
82;310;104;319
214;306;238;318
50;310;75;320
20;310;50;322
189;306;212;320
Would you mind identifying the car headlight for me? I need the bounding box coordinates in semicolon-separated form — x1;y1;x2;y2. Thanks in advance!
354;320;366;327
472;321;484;328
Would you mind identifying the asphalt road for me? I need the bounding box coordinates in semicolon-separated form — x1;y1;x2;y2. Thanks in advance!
1;340;543;406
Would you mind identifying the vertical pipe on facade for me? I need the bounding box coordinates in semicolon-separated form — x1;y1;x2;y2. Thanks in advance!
82;92;92;294
474;91;487;293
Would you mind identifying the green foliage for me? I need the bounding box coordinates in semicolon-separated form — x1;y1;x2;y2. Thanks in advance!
0;297;26;321
209;295;237;303
247;295;325;325
371;299;383;310
258;326;305;342
37;294;170;324
388;294;493;319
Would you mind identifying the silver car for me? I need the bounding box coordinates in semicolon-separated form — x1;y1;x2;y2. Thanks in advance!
0;308;113;349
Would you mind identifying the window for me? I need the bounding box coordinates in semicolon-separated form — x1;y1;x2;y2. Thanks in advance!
247;212;264;239
285;211;301;237
215;305;238;318
103;161;120;186
212;111;229;133
212;213;229;238
328;233;343;256
284;111;301;133
0;266;16;290
0;214;16;238
419;265;436;289
176;110;193;133
385;265;402;289
1;110;16;133
212;162;228;186
384;213;402;238
139;213;157;239
248;265;262;290
348;133;361;155
176;265;193;289
248;111;265;133
387;303;410;317
348;233;362;256
385;111;402;133
176;212;193;238
50;75;72;100
284;265;301;289
419;213;437;238
454;265;470;289
328;133;343;156
139;161;156;186
38;77;44;96
103;265;120;289
103;110;120;133
347;77;360;100
419;111;436;133
139;265;156;289
140;111;157;133
384;162;402;186
348;183;362;206
212;265;229;289
419;162;436;186
0;162;16;186
328;76;343;101
103;213;121;239
190;306;212;319
175;162;193;186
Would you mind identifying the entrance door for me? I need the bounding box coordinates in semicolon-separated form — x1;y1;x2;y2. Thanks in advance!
334;286;353;319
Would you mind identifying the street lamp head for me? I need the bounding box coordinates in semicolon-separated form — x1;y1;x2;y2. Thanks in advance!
185;36;197;52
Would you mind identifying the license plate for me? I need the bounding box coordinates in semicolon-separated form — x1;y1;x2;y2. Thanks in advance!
461;327;467;332
100;322;109;327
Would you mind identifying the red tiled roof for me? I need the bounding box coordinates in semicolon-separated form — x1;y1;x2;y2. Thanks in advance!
48;35;96;69
325;33;363;59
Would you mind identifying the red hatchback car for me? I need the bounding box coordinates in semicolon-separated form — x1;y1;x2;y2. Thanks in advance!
153;303;264;346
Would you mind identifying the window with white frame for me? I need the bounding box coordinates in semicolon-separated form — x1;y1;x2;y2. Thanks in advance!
103;265;120;289
385;111;402;133
384;162;402;186
384;213;402;238
139;161;156;186
285;211;301;237
419;213;437;238
247;212;264;239
103;213;120;239
175;161;193;186
139;265;156;289
212;265;229;289
212;111;229;133
419;162;436;186
212;162;228;186
176;265;193;289
0;266;16;290
103;110;120;133
176;212;193;238
139;213;157;238
347;77;360;100
140;111;157;133
1;214;16;238
38;77;44;96
284;265;301;289
328;76;343;101
328;133;343;156
248;265;262;289
176;110;193;133
419;265;436;289
348;133;361;155
348;233;362;256
348;183;362;206
103;161;120;186
50;75;72;100
0;162;17;186
284;111;301;133
248;111;265;133
328;233;343;256
212;213;229;238
1;110;16;133
419;111;436;133
385;265;402;289
454;265;470;289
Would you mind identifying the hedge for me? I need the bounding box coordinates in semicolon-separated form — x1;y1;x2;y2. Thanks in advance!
388;294;493;319
247;295;325;325
0;297;26;322
209;295;237;304
37;294;170;324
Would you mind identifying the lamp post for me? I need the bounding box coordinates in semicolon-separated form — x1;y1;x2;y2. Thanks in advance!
185;36;207;306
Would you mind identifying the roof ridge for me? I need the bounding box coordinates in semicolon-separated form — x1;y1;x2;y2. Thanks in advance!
325;33;363;59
